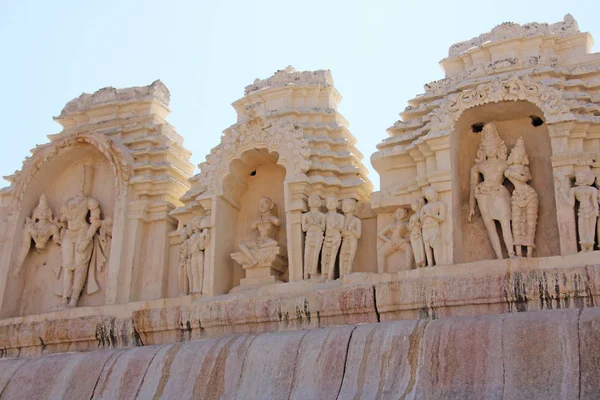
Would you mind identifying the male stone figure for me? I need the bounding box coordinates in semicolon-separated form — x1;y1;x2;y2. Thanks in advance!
188;216;210;294
377;207;413;273
14;194;61;278
339;198;361;279
505;137;538;257
178;222;192;294
421;186;446;267
321;196;344;280
302;194;325;279
408;198;426;268
469;122;515;259
556;166;598;252
58;190;103;307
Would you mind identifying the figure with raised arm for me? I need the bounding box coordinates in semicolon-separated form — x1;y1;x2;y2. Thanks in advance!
377;207;413;273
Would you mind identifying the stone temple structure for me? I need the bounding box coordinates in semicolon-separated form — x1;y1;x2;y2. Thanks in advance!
1;14;600;399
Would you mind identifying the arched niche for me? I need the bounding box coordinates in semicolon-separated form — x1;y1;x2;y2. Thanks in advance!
209;148;287;294
1;141;125;317
451;101;560;263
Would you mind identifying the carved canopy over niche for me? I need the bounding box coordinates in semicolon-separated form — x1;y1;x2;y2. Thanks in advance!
428;75;574;134
197;118;311;197
3;131;132;216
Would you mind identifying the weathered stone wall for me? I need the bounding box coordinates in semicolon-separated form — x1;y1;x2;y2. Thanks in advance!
1;307;599;399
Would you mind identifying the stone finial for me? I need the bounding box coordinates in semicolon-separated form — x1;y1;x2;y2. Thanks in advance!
244;67;334;95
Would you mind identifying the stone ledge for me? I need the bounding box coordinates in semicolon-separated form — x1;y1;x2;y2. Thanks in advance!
1;252;599;358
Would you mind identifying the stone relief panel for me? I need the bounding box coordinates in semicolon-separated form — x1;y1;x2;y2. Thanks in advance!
301;194;325;280
377;207;413;273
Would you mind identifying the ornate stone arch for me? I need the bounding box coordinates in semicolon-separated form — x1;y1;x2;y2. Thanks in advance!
4;131;133;217
428;74;574;134
197;118;311;197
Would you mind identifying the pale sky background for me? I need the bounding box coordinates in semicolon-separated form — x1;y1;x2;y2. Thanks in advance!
0;0;598;190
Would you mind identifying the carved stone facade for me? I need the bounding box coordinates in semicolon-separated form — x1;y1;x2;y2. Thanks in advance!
3;14;600;398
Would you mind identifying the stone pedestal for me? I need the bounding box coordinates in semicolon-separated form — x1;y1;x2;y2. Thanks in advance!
239;255;287;286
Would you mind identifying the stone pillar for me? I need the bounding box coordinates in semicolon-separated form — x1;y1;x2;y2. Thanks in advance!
549;122;578;255
104;190;131;305
286;181;310;282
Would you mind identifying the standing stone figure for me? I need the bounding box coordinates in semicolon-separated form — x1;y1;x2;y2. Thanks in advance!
233;196;281;267
377;207;413;273
556;166;598;252
178;223;192;294
339;198;361;278
505;137;538;257
421;186;446;267
188;216;210;294
14;194;61;278
321;196;344;280
408;198;426;268
469;122;515;259
58;191;103;307
302;194;326;279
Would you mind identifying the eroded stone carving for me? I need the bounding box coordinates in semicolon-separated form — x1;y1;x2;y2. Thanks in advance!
302;194;325;280
378;207;413;273
409;198;426;268
231;197;286;286
14;194;61;278
321;196;344;280
505;137;539;257
187;216;210;294
178;223;192;294
469;123;515;259
339;198;361;278
421;186;447;267
556;166;599;252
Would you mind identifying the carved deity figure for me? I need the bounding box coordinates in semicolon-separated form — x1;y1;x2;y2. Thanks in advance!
187;216;210;294
469;122;515;259
321;196;344;280
58;191;104;307
556;166;598;252
14;194;61;278
377;207;413;273
302;194;325;279
178;223;192;294
505;137;538;257
408;198;426;268
421;186;447;267
339;198;361;279
232;196;282;268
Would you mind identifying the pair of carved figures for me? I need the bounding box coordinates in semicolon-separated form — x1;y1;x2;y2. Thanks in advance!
178;216;210;295
556;166;599;252
14;192;112;308
469;123;539;258
378;186;446;272
302;195;361;281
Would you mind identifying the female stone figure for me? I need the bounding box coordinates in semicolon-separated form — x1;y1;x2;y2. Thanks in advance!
421;186;446;266
556;166;598;252
321;196;344;280
469;122;515;259
302;194;326;279
505;137;538;257
188;216;210;294
377;207;413;273
408;198;426;268
237;196;281;266
339;198;361;278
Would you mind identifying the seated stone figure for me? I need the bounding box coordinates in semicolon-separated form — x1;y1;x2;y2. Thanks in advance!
231;196;286;285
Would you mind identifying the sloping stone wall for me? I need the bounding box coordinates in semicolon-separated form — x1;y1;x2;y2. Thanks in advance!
1;307;599;399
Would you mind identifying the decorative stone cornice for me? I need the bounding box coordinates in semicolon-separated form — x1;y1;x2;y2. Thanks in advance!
195;118;311;197
56;80;170;118
448;14;579;58
244;66;334;95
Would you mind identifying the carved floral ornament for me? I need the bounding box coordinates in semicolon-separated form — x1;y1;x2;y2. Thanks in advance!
4;131;132;215
196;118;312;197
428;75;574;133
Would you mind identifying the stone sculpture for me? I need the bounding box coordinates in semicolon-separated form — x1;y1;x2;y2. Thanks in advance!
408;198;426;268
321;196;344;280
505;137;538;257
377;207;413;273
339;198;361;278
231;197;286;285
301;194;326;279
469;122;515;259
14;194;61;278
187;216;210;294
57;191;105;307
421;186;447;267
556;166;599;252
178;223;192;294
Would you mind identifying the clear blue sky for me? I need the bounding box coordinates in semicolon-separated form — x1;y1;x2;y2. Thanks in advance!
1;0;598;190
